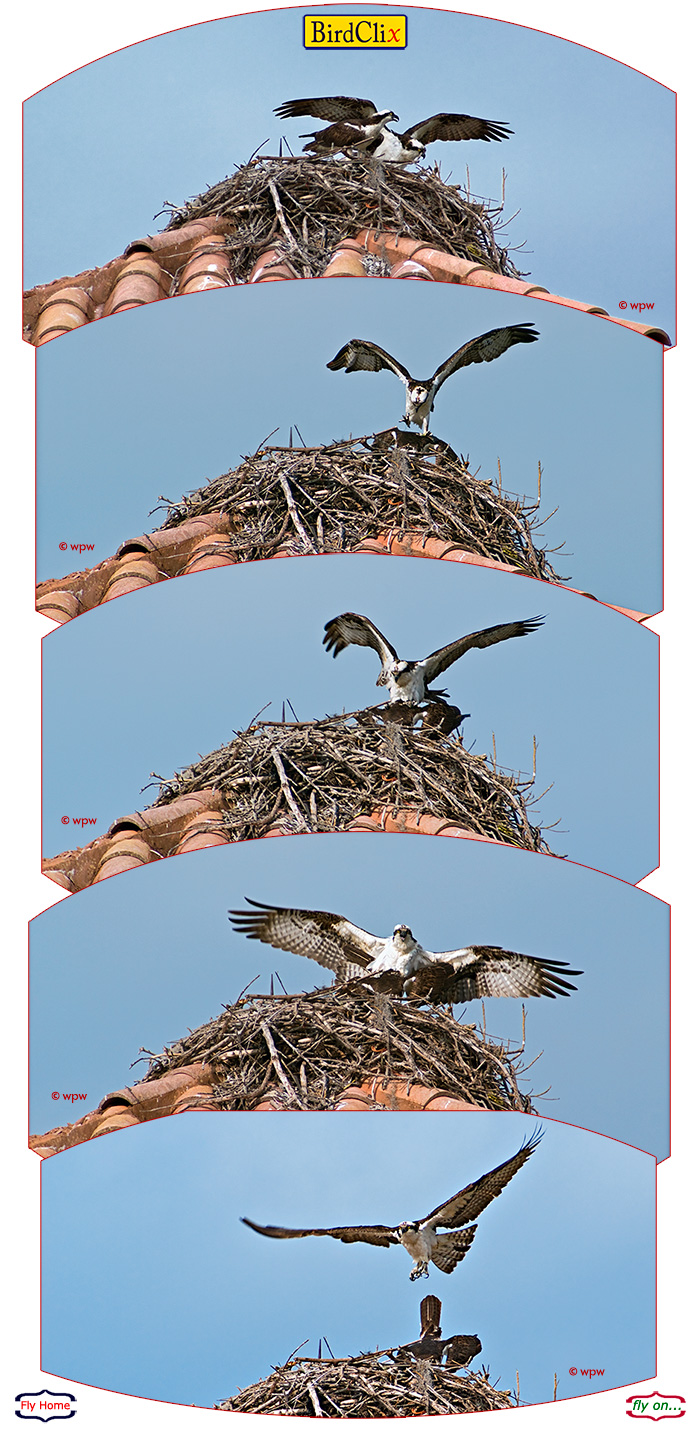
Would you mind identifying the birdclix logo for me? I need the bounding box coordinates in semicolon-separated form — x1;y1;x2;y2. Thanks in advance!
15;1391;76;1421
303;16;407;48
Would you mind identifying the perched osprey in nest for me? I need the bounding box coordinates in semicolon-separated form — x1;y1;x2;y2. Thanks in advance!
399;1296;482;1368
365;112;512;166
228;899;581;1003
274;95;398;155
327;326;539;434
322;610;544;707
242;1128;541;1280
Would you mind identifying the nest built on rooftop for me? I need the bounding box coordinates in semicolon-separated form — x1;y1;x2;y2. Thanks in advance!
151;709;550;853
216;1351;513;1417
139;985;534;1113
160;155;523;282
156;433;562;581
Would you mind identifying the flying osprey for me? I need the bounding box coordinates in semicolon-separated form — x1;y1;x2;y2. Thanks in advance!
365;112;512;166
228;899;581;1003
322;610;544;707
399;1296;482;1368
327;326;539;434
242;1129;541;1280
274;95;398;155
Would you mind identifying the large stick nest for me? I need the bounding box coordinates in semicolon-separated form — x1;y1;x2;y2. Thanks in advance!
138;986;535;1113
155;433;563;581
158;154;523;282
151;710;550;853
216;1351;513;1417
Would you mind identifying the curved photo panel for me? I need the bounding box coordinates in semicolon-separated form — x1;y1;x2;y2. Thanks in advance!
36;280;664;624
24;7;675;336
42;555;658;887
41;1111;656;1410
30;830;669;1160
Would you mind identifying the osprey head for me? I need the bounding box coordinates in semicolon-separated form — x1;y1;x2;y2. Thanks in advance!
376;109;399;124
393;923;415;946
399;1220;421;1234
409;384;430;407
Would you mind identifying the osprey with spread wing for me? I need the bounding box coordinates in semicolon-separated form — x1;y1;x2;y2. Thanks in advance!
228;900;581;1003
274;96;511;162
399;1296;482;1368
322;610;543;707
274;95;398;155
242;1128;542;1280
366;111;512;165
327;326;539;434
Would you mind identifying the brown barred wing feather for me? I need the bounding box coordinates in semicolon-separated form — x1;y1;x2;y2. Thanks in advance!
241;1216;398;1247
228;900;381;979
423;1129;543;1227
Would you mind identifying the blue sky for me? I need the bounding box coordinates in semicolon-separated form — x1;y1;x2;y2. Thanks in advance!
36;279;664;614
23;6;676;336
42;553;658;881
41;1111;656;1407
30;830;670;1157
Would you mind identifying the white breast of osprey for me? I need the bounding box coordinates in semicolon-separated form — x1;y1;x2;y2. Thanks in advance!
367;931;431;976
405;385;433;427
399;1226;436;1261
385;664;427;705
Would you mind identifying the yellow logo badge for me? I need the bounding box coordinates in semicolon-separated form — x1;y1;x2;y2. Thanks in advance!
303;16;407;48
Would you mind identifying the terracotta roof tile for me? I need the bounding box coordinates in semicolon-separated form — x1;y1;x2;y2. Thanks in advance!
42;787;226;891
30;1067;482;1154
36;515;649;628
30;1063;218;1158
23;226;671;346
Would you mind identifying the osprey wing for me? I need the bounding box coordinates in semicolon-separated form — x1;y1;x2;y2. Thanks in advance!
241;1216;398;1247
327;339;412;385
431;946;582;1001
404;113;513;146
421;615;544;681
275;96;380;123
420;1295;443;1338
422;1129;543;1228
228;899;382;979
323;611;399;667
428;323;539;394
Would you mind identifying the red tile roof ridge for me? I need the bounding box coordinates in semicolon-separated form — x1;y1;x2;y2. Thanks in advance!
356;229;671;345
29;1062;218;1157
37;519;650;628
24;222;671;346
42;787;225;891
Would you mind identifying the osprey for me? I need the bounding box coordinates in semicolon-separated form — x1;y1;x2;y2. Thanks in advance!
228;899;581;1003
274;95;398;155
365;111;512;166
322;610;544;707
400;1296;482;1368
242;1128;542;1280
327;326;539;434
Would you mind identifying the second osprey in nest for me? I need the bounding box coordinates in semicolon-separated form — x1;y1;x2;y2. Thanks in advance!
399;1296;482;1368
228;900;581;1003
327;326;539;434
322;610;543;707
274;95;511;161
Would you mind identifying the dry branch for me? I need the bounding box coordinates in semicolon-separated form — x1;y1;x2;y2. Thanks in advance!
159;154;524;282
216;1350;514;1416
150;710;550;853
155;433;562;581
137;985;535;1114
